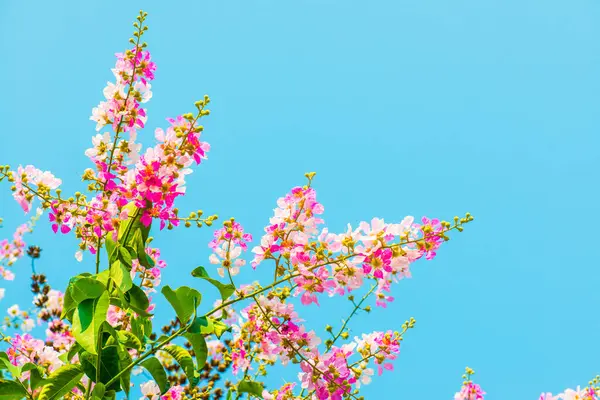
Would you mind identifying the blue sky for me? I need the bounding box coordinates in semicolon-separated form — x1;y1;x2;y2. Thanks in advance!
1;1;600;398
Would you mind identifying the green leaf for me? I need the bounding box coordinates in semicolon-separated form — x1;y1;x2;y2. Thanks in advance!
162;345;196;383
100;347;120;391
101;321;120;347
0;352;20;377
191;266;236;301
188;316;213;335
30;367;48;390
79;347;120;391
140;357;169;394
132;230;154;269
212;320;231;339
0;380;28;400
91;382;106;400
184;332;208;372
72;291;110;354
57;352;68;364
104;390;116;400
105;235;117;263
192;267;235;301
117;330;142;350
117;346;133;397
80;352;96;381
22;363;47;389
125;284;151;316
161;286;201;324
70;277;107;304
66;343;82;363
142;316;153;339
188;317;231;338
118;246;133;269
20;363;38;373
130;316;144;343
237;380;264;398
38;364;84;400
118;203;150;244
60;287;76;321
109;260;133;293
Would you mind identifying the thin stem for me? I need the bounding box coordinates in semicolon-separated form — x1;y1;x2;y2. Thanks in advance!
327;284;377;351
101;25;144;194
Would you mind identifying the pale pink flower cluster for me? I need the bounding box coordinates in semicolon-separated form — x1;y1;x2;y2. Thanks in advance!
12;166;61;213
5;304;35;332
251;185;448;308
45;319;75;352
45;45;210;256
206;338;226;361
231;295;401;399
139;380;184;400
209;220;252;278
127;115;210;229
49;193;122;255
454;381;486;400
0;221;33;285
211;299;239;326
294;333;401;400
540;387;598;400
90;49;154;133
7;334;64;375
263;383;297;400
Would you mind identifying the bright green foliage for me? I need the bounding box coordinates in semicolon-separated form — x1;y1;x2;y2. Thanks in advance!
37;365;84;400
191;266;235;301
237;380;265;398
161;285;202;324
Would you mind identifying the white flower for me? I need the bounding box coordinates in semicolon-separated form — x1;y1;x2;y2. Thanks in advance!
103;81;126;100
0;288;5;301
139;380;160;400
7;304;20;317
355;367;374;388
85;132;112;161
75;251;83;262
21;318;35;332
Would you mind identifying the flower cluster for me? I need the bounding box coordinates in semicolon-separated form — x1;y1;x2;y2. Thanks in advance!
0;209;41;288
7;334;65;375
4;304;35;332
251;182;471;311
209;218;253;278
11;166;62;213
454;368;486;400
540;379;600;400
1;12;215;264
140;381;183;400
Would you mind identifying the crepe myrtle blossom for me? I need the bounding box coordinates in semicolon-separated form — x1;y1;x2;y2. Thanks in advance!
540;386;599;400
263;382;297;400
140;380;184;400
11;165;61;213
0;215;38;286
454;368;486;400
209;219;252;278
7;334;64;374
